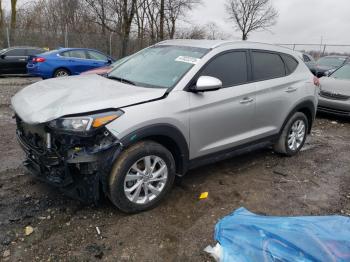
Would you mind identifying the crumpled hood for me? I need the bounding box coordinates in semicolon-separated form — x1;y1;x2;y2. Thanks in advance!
11;74;166;124
320;77;350;96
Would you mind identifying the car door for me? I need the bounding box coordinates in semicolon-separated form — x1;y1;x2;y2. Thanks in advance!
188;50;256;159
61;50;91;74
0;48;28;74
252;51;301;138
86;50;110;71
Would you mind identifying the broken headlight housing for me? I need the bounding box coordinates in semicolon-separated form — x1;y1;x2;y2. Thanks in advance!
48;110;124;132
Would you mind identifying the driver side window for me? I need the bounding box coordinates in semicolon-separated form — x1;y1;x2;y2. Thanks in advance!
200;51;248;87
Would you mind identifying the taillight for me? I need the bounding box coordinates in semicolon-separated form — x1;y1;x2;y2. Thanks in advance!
313;76;320;87
33;57;46;63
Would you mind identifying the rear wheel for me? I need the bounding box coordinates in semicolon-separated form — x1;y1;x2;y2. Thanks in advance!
54;68;70;78
274;112;308;156
108;141;175;213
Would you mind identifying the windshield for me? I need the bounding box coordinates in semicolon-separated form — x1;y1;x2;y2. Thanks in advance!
108;45;208;89
111;56;130;68
330;64;350;80
317;57;346;67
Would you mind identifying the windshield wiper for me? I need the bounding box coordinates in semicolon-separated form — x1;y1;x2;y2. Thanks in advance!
107;75;136;86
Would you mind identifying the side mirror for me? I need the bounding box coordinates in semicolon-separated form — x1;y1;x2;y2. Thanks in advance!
0;54;5;59
193;76;223;92
323;71;330;77
107;59;112;64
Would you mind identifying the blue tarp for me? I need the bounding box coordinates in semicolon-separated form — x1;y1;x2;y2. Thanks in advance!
213;207;350;262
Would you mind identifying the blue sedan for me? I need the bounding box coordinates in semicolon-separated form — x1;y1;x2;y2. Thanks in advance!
27;48;115;79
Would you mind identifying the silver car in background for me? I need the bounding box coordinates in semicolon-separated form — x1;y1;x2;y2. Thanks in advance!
11;40;318;213
318;63;350;117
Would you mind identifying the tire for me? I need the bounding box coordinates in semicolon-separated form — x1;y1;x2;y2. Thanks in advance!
274;112;308;156
54;68;70;78
108;141;176;213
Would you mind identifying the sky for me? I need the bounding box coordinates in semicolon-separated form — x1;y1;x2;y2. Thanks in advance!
189;0;350;52
3;0;350;52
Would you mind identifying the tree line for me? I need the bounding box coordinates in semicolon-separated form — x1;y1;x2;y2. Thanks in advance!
0;0;204;56
0;0;279;57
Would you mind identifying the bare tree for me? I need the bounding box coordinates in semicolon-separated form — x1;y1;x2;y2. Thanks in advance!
84;0;114;34
10;0;17;29
165;0;201;39
0;0;3;29
226;0;278;40
120;0;137;56
134;0;148;47
159;0;165;40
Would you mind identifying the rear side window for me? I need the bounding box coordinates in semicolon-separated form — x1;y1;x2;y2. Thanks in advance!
61;50;87;59
200;51;248;87
281;54;299;74
252;51;285;81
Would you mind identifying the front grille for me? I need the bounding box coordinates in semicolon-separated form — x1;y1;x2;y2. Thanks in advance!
320;90;349;101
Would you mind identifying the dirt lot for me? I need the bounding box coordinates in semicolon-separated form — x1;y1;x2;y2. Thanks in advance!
0;76;349;262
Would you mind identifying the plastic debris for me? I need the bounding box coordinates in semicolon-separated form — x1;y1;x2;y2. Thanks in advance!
204;243;222;261
199;192;209;199
24;226;34;236
96;226;101;235
3;250;10;258
206;207;350;262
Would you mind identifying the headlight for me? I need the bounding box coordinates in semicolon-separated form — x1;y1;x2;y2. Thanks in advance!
49;110;124;132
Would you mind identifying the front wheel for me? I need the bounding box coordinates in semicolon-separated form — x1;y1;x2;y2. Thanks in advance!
108;141;176;213
274;112;308;156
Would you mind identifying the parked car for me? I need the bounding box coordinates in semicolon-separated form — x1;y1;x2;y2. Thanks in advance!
315;55;350;77
27;48;115;79
301;53;317;75
80;56;129;75
12;40;318;213
0;46;45;75
318;63;350;117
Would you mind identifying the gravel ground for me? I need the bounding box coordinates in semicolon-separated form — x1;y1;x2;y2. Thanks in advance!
0;76;349;261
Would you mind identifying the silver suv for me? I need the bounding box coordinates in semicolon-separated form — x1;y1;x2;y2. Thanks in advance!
12;40;318;213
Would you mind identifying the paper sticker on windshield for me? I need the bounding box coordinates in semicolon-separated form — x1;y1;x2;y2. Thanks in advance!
175;56;200;65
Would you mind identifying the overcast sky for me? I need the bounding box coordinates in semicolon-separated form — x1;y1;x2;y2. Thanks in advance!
189;0;350;50
3;0;350;51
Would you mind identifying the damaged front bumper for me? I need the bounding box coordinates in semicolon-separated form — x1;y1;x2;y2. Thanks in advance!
16;117;122;204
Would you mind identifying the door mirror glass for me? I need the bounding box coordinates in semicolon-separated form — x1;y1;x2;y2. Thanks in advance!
194;76;222;92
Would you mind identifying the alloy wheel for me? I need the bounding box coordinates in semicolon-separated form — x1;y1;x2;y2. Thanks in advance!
287;119;306;151
55;70;69;77
124;155;168;205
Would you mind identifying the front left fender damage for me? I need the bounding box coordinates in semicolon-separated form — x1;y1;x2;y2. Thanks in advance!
16;116;123;204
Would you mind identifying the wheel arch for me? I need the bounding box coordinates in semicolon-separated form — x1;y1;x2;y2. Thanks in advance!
280;100;316;135
119;124;190;176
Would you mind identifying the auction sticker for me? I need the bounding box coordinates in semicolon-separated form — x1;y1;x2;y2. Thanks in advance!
175;56;200;65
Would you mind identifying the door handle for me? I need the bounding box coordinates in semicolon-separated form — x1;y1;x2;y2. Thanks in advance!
286;87;298;93
19;58;26;61
240;97;254;104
